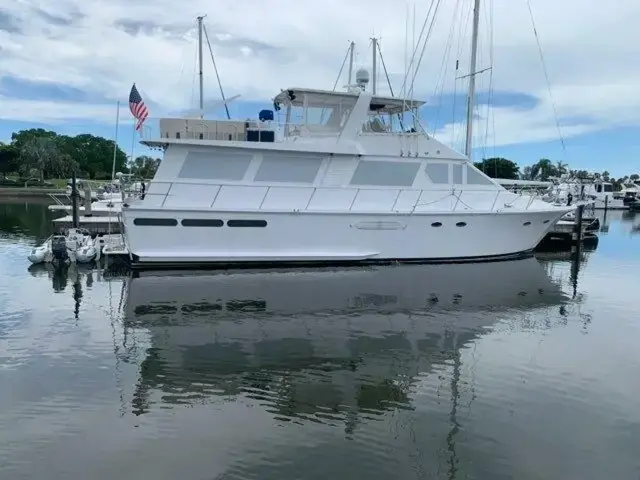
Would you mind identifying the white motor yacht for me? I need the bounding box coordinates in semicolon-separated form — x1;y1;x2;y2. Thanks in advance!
120;82;570;267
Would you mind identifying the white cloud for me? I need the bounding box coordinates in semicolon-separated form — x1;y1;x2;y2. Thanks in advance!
0;95;119;124
1;0;640;151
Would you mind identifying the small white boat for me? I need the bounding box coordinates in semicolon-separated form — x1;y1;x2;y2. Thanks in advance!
545;178;627;210
28;240;52;264
27;228;97;265
76;240;98;264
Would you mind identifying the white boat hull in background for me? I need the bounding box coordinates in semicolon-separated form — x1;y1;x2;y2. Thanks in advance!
122;208;568;266
592;197;626;210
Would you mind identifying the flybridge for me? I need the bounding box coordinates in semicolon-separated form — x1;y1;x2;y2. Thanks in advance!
141;87;429;147
273;87;425;115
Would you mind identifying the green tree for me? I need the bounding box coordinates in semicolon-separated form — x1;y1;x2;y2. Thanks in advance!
521;165;534;180
473;157;519;179
0;143;19;176
9;129;128;180
630;173;639;181
60;134;127;179
530;158;557;181
11;128;58;150
130;155;160;178
555;161;568;176
18;136;62;182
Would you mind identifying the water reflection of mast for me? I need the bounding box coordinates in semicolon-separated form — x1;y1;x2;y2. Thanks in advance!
108;275;127;417
446;331;461;480
72;270;82;323
570;234;582;299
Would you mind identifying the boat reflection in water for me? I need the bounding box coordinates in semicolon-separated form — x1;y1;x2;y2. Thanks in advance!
123;257;567;425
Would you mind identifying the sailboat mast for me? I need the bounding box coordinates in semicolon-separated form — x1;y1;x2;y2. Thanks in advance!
464;0;481;158
371;37;378;94
197;15;205;118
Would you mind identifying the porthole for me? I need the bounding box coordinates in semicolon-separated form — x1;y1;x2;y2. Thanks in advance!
181;219;223;227
227;219;268;228
455;222;467;227
133;218;178;226
431;222;442;227
543;219;550;224
523;221;532;226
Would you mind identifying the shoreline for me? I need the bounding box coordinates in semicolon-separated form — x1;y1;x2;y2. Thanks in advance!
0;187;64;197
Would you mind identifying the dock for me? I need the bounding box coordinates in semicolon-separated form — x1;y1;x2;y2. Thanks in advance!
536;204;599;251
53;215;122;235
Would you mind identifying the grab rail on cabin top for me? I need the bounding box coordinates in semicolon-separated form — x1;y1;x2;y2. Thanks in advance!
138;118;317;142
141;121;244;142
138;117;429;142
142;181;547;213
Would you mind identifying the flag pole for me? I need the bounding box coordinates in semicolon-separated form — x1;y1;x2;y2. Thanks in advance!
111;100;120;181
109;100;120;239
130;118;136;166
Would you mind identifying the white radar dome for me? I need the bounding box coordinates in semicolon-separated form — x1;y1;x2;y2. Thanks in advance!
355;68;370;90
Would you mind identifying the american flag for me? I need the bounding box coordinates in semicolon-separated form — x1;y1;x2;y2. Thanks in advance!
129;83;149;131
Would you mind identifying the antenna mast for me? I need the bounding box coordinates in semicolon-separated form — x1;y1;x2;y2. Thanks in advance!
347;42;355;85
464;0;481;158
197;15;205;119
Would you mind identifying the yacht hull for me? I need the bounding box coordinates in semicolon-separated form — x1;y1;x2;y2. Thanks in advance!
122;208;569;267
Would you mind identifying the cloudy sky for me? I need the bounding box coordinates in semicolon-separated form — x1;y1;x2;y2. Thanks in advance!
1;0;639;176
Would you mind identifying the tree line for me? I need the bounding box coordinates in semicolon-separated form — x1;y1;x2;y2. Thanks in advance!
0;128;160;184
474;157;639;189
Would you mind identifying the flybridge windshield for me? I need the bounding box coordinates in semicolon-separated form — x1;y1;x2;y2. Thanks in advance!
286;104;354;130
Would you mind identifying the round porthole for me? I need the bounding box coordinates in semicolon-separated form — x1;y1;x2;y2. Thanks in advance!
543;219;550;224
523;221;532;226
455;222;467;227
431;222;442;227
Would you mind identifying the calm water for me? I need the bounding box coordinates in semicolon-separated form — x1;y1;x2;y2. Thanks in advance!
1;200;639;480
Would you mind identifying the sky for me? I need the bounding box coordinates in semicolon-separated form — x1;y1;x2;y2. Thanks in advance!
0;0;639;177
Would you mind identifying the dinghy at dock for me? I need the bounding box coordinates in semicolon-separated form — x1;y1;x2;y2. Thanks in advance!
27;228;97;265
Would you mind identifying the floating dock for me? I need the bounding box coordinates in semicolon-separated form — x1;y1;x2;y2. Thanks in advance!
52;215;122;235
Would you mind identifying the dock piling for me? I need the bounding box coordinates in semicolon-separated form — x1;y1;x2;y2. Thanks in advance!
83;184;92;216
71;173;79;229
573;204;584;243
571;203;584;256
